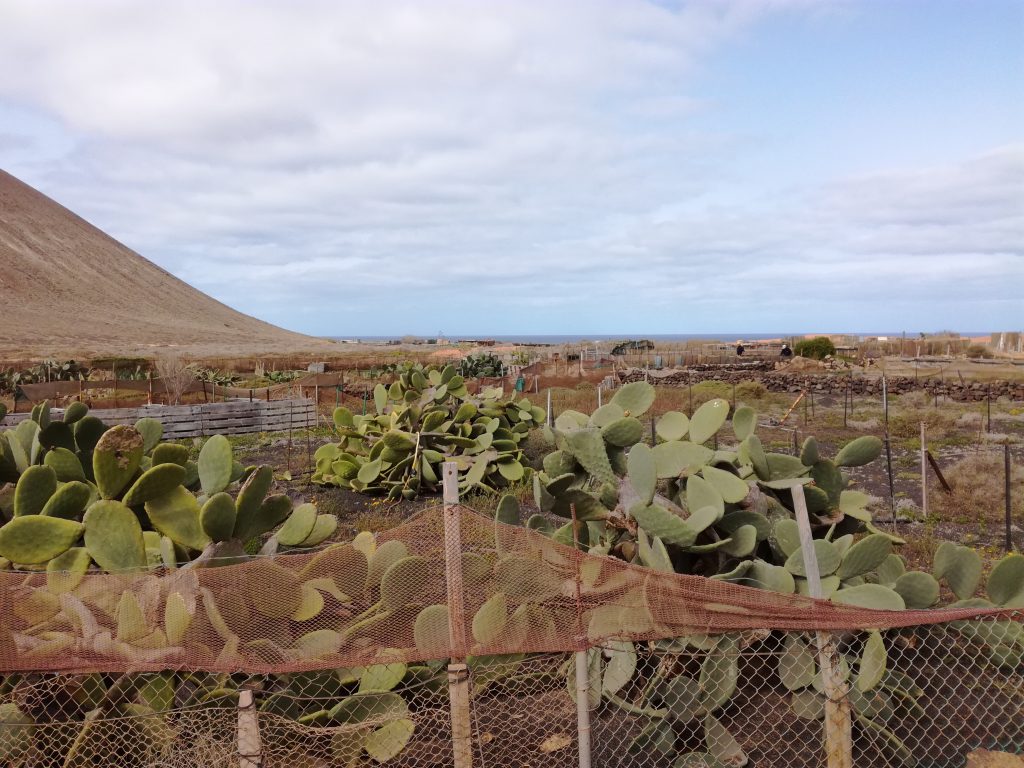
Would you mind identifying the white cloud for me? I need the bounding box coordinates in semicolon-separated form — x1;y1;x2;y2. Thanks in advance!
0;0;1020;334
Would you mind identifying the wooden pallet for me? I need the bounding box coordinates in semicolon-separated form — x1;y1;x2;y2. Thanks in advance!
0;399;316;439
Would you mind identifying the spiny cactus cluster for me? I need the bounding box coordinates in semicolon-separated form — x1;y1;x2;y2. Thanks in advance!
313;362;540;498
0;402;334;572
457;353;506;379
489;381;1024;764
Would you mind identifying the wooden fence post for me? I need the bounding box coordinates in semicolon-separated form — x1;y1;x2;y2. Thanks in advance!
792;484;853;768
1006;444;1013;553
237;688;261;768
443;462;473;768
546;389;552;428
920;422;927;520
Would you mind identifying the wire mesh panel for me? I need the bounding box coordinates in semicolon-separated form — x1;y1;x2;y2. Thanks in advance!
0;504;1021;767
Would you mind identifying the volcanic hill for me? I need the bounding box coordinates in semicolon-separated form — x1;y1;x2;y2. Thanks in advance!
0;170;336;360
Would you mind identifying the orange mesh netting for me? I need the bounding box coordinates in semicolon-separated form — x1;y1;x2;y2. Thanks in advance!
0;504;1016;675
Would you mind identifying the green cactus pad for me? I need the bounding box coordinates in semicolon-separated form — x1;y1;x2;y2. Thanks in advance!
46;547;91;593
785;540;841;577
588;403;625;428
631;504;697;547
933;540;978;602
770;518;801;558
83;500;147;571
198;435;233;495
73;415;108;453
247;560;303;619
145;486;211;550
301;543;368;597
495;495;520;526
414;604;450;658
651;440;712;479
235;493;292;542
367;541;411;589
0;515;83;564
40;481;92;519
200;492;238;542
831;583;905;611
234;465;273;536
298;514;338;547
63;401;89;425
151;443;189;467
655;411;689;442
700;466;749;504
14;465;58;516
986;553;1024;607
834;436;883;468
380;556;430;610
92;425;145;499
740;434;770;480
609;381;656;417
566;429;617;486
132;417;163;454
122;463;187;507
800;437;820;467
276;503;318;546
836;534;892;580
626;443;657;506
601;417;644;448
43;447;86;482
893;571;939;608
686;475;724;520
731;405;756;441
688;398;730;445
809;460;844;506
38;422;76;452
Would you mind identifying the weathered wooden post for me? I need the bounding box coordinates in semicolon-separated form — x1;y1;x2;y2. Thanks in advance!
570;504;592;768
443;462;473;768
920;422;928;520
547;389;553;428
236;688;261;768
792;484;853;768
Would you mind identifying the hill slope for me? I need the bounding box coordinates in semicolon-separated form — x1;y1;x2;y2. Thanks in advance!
0;170;336;359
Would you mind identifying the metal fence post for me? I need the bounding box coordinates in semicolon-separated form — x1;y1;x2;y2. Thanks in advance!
237;688;261;768
792;485;853;768
443;462;474;768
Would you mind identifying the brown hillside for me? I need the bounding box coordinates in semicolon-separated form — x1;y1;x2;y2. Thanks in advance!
0;170;337;360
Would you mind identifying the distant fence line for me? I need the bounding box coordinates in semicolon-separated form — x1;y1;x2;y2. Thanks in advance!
0;398;316;439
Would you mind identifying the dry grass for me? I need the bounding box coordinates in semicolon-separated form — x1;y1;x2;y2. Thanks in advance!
928;450;1023;525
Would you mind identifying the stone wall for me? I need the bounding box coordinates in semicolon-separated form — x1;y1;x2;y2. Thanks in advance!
617;367;1024;402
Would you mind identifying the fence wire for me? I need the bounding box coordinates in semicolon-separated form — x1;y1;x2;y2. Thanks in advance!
0;504;1020;767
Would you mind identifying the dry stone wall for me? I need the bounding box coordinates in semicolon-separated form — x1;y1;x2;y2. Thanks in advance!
617;367;1024;402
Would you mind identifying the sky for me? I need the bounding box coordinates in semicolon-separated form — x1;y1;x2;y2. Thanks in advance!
0;0;1021;337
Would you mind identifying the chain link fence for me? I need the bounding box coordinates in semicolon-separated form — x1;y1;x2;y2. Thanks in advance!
0;502;1020;767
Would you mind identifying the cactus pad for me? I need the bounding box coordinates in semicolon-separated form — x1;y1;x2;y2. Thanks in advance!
83;500;147;571
145;486;211;551
0;515;83;564
43;447;86;482
92;426;145;499
40;481;92;519
134;418;163;453
14;465;58;516
151;444;189;467
834;436;883;468
198;435;233;495
200;492;238;542
276;503;318;546
609;382;656;417
122;463;187;507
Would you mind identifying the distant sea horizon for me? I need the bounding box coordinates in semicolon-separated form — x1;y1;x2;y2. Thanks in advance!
325;332;994;345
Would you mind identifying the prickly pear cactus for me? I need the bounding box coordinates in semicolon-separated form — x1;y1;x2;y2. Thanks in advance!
313;362;538;499
0;402;330;570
